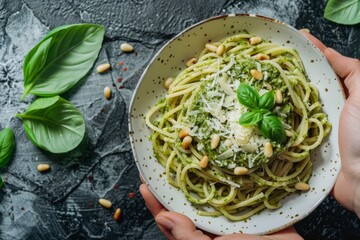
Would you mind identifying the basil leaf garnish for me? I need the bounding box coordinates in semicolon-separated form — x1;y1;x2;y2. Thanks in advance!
237;83;259;110
258;115;286;144
0;128;15;168
21;24;105;100
0;176;3;189
239;111;263;126
259;90;275;110
324;0;360;25
16;96;85;153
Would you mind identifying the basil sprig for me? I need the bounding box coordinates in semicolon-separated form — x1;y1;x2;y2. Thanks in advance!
16;96;85;154
237;83;286;144
0;128;15;168
0;128;15;190
21;23;105;100
324;0;360;25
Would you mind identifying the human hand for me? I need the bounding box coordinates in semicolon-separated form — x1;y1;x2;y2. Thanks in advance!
140;183;302;240
300;30;360;218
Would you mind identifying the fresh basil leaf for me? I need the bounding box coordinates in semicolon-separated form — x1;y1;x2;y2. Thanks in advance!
258;115;287;144
0;128;15;168
324;0;360;25
237;83;260;110
239;111;263;126
16;96;85;153
0;176;3;189
259;91;275;110
21;24;105;100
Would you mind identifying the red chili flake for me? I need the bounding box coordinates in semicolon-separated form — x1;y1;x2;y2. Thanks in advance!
88;201;94;208
114;183;119;190
129;192;135;198
119;85;124;89
119;61;124;66
117;77;123;82
123;67;127;71
101;106;106;113
88;175;94;181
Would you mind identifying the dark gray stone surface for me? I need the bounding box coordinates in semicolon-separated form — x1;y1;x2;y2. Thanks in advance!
0;0;359;239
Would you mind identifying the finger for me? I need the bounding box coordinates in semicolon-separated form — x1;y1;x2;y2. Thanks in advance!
299;30;327;53
139;174;145;183
155;211;212;240
139;183;166;217
323;48;360;79
215;226;303;240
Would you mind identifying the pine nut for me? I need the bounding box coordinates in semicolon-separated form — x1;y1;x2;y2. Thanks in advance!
234;167;249;175
249;36;262;45
250;69;263;80
182;136;192;149
120;43;134;52
275;90;283;104
211;134;220;149
99;198;112;208
113;208;121;221
256;54;270;60
37;164;50;172
178;127;190;139
96;63;111;73
224;139;233;147
186;57;197;67
295;182;310;191
104;86;112;100
199;155;209;168
216;45;225;55
205;43;218;52
264;142;273;158
164;77;174;89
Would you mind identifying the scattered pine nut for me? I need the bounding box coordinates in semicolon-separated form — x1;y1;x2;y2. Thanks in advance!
205;43;217;52
186;57;197;67
211;134;220;149
113;208;121;221
182;136;192;149
104;86;112;100
264;142;273;158
96;63;111;73
99;198;112;208
216;45;225;55
37;164;50;172
164;77;174;89
249;36;262;45
250;69;263;80
256;54;270;61
199;155;209;168
295;182;310;191
275;90;283;104
178;127;190;139
120;43;134;52
234;167;249;175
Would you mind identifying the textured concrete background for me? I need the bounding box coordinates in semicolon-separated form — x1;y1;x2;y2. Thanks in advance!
0;0;359;239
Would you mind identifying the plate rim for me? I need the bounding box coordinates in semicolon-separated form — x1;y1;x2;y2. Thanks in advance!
128;13;345;236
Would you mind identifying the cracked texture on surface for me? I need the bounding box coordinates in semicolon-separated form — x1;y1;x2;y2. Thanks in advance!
0;0;359;239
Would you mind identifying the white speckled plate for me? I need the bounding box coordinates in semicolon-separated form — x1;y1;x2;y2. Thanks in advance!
129;14;344;235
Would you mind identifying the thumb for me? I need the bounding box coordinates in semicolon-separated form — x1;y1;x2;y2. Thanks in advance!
324;48;359;79
155;211;212;240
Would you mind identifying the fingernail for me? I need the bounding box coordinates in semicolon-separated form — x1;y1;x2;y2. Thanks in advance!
299;28;310;33
156;216;174;230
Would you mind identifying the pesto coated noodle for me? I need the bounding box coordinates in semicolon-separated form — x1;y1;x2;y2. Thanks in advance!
145;32;331;221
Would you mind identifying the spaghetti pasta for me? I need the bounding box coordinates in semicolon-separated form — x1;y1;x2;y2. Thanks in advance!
145;32;331;221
